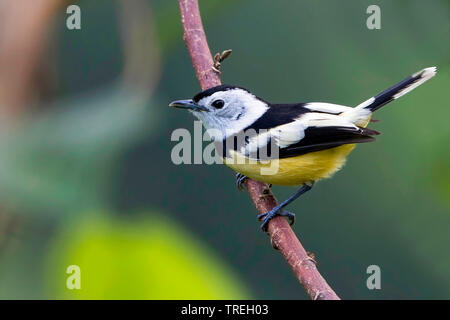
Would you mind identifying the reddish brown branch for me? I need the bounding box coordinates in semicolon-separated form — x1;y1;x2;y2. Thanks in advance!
0;0;62;116
178;0;340;300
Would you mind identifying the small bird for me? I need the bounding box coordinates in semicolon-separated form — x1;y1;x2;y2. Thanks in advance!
170;67;436;231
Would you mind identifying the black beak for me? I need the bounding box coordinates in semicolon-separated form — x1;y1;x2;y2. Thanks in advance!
169;99;209;112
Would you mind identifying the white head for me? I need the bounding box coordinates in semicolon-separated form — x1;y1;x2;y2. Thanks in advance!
169;85;269;140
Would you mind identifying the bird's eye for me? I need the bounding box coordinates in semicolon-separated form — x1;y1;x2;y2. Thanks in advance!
211;99;225;109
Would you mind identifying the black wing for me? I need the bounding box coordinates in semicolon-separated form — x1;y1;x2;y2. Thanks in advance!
277;126;379;158
223;103;379;160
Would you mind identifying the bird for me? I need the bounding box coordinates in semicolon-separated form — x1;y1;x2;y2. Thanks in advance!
169;67;437;231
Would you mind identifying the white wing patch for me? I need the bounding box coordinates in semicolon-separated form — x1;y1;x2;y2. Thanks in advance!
273;113;358;148
305;102;372;125
240;111;360;157
270;121;307;148
304;102;352;114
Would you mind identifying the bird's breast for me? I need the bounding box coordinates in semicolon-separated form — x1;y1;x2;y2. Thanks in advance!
223;144;356;186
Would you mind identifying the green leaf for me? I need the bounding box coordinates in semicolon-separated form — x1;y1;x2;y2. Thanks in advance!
44;212;250;299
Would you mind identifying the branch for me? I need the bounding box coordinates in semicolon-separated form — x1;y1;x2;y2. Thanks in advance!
178;0;340;300
0;0;62;116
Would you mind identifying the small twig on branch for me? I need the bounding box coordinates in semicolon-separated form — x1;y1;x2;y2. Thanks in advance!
178;0;340;300
212;49;232;74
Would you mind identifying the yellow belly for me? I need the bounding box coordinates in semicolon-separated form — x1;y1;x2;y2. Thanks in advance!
223;144;356;186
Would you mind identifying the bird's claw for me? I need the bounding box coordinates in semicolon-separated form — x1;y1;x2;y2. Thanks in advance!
257;208;295;232
235;173;248;191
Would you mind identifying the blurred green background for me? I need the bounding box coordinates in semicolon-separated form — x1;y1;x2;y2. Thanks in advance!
0;0;448;299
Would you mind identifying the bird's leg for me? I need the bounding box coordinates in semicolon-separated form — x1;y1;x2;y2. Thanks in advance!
257;182;314;232
235;173;248;191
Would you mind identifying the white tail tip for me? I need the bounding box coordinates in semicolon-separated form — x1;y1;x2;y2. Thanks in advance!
393;66;437;99
415;66;437;80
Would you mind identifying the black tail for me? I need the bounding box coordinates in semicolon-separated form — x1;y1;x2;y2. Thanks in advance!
356;67;436;112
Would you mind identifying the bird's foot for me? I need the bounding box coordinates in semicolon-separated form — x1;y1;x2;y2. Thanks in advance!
257;207;295;232
235;173;248;191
